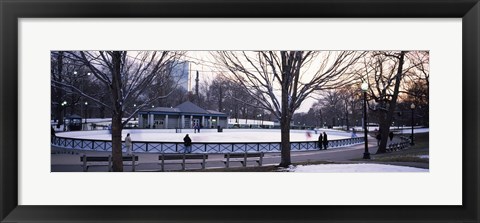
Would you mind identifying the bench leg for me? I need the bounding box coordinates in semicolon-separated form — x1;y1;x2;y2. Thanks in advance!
108;155;112;172
161;157;165;172
82;154;87;172
132;155;136;172
226;154;230;168
182;155;186;171
259;153;264;166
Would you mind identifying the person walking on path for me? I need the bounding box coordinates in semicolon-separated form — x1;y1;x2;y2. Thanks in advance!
322;132;328;150
125;133;133;155
351;128;357;138
389;132;394;141
318;133;323;150
193;124;197;133
183;134;192;153
51;126;56;140
197;124;201;133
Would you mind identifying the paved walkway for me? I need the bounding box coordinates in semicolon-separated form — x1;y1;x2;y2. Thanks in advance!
51;136;424;172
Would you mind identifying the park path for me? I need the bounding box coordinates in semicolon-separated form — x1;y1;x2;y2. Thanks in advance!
51;136;422;172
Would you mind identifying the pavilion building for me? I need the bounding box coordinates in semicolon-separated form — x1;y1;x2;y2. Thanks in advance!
137;101;228;129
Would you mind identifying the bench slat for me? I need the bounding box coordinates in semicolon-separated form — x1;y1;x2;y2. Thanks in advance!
224;152;264;168
159;154;208;160
81;156;138;162
81;155;138;172
158;154;208;171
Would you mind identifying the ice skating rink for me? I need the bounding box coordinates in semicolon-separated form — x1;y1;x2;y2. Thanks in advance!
56;128;351;143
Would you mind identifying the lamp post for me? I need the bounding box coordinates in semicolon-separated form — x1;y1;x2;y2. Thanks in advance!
84;102;88;123
133;104;137;121
61;101;67;131
361;82;370;159
410;103;415;145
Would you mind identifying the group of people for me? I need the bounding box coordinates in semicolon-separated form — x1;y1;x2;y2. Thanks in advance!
376;131;395;145
124;128;398;156
193;124;201;133
318;132;328;150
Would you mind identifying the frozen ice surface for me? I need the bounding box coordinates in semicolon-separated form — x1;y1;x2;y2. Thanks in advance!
56;129;350;143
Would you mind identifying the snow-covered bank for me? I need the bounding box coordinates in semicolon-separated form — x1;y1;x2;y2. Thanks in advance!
286;163;428;172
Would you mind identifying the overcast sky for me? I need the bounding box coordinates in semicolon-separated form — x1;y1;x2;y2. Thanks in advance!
185;51;317;113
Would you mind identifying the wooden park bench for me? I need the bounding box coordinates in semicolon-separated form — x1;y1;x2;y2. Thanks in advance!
223;152;264;168
80;155;138;172
159;154;208;171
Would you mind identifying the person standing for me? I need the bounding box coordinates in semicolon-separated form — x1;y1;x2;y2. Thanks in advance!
318;133;323;150
351;128;357;138
389;132;394;141
193;124;197;133
322;132;328;150
183;134;192;153
51;126;56;141
376;133;381;145
125;133;133;155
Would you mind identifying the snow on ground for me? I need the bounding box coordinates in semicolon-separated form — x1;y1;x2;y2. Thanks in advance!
287;163;428;172
56;129;351;143
352;126;429;133
397;128;429;134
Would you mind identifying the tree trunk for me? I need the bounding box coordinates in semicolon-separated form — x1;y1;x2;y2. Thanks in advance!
111;51;124;172
55;52;64;126
345;104;349;131
279;52;291;167
377;111;389;153
56;107;63;126
279;115;291;167
376;51;405;154
111;114;123;172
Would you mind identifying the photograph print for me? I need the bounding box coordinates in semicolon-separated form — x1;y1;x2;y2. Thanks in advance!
50;51;429;172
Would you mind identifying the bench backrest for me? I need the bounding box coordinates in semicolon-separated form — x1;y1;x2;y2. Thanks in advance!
159;154;208;160
81;156;138;162
224;153;263;158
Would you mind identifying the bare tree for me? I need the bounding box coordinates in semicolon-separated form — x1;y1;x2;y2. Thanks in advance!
360;51;428;153
52;51;184;171
215;51;364;167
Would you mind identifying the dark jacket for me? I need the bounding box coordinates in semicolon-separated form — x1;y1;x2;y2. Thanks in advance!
183;135;192;147
323;133;328;144
318;134;323;145
51;126;56;137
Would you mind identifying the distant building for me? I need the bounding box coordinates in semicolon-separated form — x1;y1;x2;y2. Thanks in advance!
169;60;190;91
138;101;228;129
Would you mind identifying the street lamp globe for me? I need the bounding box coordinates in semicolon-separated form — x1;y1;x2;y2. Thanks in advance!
85;102;88;106
410;103;415;110
361;82;368;92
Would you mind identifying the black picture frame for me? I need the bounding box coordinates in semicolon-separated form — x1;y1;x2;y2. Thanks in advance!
1;0;478;222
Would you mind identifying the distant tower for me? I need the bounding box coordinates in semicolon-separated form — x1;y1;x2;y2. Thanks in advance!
195;71;199;101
